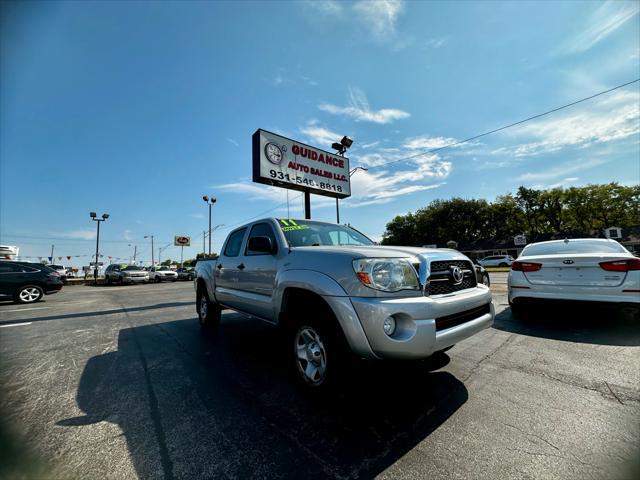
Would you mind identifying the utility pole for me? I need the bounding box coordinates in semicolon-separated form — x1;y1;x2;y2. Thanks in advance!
203;231;206;257
145;235;155;266
50;245;54;264
90;212;109;284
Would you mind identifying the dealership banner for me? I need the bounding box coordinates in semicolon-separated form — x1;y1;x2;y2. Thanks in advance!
252;129;351;199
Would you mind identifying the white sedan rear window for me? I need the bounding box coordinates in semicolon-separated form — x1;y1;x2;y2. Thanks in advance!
522;240;628;256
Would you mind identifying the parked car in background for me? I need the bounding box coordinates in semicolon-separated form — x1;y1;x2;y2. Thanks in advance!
149;266;178;282
48;264;68;283
0;261;63;303
105;264;149;285
474;263;490;286
479;255;514;267
176;267;195;281
508;238;640;314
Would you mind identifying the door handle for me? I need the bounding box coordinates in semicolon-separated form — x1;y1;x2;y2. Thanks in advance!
216;264;223;270
237;263;245;270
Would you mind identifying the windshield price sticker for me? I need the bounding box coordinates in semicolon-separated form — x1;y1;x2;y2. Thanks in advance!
253;129;351;199
279;219;310;232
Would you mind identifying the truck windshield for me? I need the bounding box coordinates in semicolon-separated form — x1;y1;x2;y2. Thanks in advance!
277;219;374;247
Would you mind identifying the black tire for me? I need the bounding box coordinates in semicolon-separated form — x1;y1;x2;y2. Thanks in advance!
499;262;508;267
509;300;525;319
197;287;221;330
155;276;161;283
289;308;349;391
15;285;44;304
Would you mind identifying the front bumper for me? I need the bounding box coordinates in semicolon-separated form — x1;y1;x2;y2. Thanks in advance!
122;276;149;283
349;286;494;360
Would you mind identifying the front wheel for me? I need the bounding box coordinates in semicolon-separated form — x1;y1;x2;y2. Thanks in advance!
198;289;221;330
15;285;44;304
291;317;348;391
499;262;508;267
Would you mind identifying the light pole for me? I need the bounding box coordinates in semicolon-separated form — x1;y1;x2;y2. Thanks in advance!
202;195;217;256
331;135;358;224
144;235;154;266
90;212;109;284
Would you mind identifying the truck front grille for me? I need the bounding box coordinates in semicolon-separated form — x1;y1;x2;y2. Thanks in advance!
435;303;491;331
426;260;477;296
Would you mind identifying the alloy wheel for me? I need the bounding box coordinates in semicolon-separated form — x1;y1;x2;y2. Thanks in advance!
19;287;41;303
294;327;327;385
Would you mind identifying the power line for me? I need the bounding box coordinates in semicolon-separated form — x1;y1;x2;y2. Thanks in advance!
376;78;640;168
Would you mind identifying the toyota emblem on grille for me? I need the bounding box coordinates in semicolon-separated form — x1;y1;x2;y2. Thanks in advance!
563;259;574;264
450;266;464;284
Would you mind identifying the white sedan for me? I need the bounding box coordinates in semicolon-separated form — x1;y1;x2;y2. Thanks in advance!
148;266;178;282
508;238;640;312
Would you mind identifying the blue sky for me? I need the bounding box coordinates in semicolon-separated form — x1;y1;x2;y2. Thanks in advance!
1;0;638;265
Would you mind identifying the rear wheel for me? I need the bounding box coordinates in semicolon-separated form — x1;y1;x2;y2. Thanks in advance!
198;288;221;330
499;262;508;267
15;285;44;304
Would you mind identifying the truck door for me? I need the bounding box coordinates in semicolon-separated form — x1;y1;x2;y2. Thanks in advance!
214;227;248;310
234;222;279;321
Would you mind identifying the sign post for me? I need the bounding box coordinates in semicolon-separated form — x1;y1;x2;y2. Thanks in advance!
252;129;351;219
174;236;191;267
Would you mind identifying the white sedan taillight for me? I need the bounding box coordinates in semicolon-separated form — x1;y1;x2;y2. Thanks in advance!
511;261;542;272
599;258;640;272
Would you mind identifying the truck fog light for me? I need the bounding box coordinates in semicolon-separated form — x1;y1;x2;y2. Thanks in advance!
383;316;396;336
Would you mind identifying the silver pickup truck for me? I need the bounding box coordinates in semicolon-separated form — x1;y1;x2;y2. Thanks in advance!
195;218;494;389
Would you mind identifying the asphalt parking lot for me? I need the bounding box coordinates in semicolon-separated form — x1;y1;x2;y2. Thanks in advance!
1;280;638;479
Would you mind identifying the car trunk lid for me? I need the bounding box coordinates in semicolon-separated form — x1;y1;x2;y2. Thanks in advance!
521;254;629;287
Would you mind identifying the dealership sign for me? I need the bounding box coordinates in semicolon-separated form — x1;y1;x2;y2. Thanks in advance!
514;234;527;246
174;235;191;247
252;129;351;199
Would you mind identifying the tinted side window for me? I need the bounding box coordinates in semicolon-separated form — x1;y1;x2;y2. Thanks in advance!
246;223;277;255
223;228;247;257
0;263;20;273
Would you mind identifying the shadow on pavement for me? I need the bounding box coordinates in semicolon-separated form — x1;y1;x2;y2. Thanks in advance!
57;315;467;479
493;303;640;346
0;302;193;326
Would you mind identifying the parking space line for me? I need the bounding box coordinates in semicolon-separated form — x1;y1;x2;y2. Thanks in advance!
0;322;33;328
0;307;48;313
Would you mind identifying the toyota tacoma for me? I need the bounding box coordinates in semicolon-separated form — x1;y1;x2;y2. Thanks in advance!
195;218;494;388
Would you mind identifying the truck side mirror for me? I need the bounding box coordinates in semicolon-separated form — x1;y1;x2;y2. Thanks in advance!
248;236;276;254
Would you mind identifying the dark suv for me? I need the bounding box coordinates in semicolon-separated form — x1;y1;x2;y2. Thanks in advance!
0;261;64;303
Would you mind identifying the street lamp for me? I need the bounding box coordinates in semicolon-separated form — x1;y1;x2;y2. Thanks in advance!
331;136;359;224
90;212;109;284
128;244;137;264
144;235;154;266
202;195;217;256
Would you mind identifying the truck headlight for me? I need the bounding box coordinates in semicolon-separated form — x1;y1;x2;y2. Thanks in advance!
353;258;419;292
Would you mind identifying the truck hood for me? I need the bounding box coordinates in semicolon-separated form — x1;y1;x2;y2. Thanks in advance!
290;245;468;260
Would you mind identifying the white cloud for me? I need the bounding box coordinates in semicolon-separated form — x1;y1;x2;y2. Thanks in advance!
425;37;447;49
492;89;640;157
299;123;342;147
226;138;239;147
56;229;97;240
304;0;343;17
517;158;607;182
558;1;639;55
361;141;380;149
123;230;133;241
319;86;410;124
190;213;205;219
402;135;458;150
353;0;404;38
